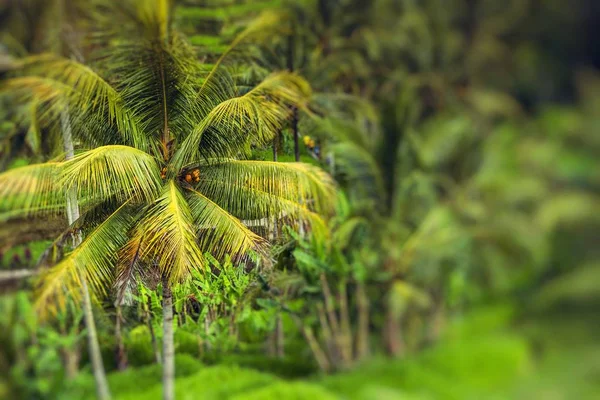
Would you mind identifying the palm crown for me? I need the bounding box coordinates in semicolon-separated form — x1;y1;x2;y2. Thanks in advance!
0;0;335;314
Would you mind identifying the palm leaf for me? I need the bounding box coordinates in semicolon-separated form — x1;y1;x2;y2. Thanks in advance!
114;234;145;305
35;201;136;317
196;178;329;240
174;72;311;168
133;181;206;283
8;55;149;150
196;160;336;215
186;188;267;260
60;145;162;204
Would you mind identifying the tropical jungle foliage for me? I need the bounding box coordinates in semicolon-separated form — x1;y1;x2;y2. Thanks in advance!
0;0;598;399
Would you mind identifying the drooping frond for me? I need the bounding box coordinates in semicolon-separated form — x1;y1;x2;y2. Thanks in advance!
60;145;162;204
199;160;335;213
114;234;144;305
194;178;328;239
0;162;65;217
186;188;267;260
134;181;206;283
173;72;311;168
7;55;149;150
35;202;136;317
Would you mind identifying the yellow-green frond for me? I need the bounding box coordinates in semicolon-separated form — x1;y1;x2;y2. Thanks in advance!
187;188;267;260
34;202;135;317
135;181;205;283
197;160;337;215
195;178;328;240
60;145;162;204
174;72;311;168
11;55;149;149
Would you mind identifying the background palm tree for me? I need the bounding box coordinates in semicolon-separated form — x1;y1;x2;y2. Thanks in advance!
0;1;336;399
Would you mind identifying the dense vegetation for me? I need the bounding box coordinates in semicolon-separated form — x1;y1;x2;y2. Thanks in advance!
0;0;598;399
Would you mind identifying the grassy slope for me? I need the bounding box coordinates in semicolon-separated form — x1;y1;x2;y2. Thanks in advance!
61;305;600;400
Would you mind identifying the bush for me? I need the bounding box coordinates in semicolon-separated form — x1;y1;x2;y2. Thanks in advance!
175;329;201;358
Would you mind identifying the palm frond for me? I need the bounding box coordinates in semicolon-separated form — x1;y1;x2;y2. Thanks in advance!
173;72;311;168
115;234;144;305
186;188;267;261
197;160;336;215
8;55;149;150
60;145;162;204
195;178;328;239
134;181;206;283
35;201;136;317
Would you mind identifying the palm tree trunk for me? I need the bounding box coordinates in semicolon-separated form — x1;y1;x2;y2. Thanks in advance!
319;274;340;338
290;313;330;373
337;280;353;366
61;109;111;400
162;276;175;400
355;282;370;360
82;277;112;400
383;304;404;357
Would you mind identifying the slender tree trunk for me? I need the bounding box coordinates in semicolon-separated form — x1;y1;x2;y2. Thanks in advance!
317;303;336;364
383;303;404;357
115;305;128;371
64;346;80;379
162;276;175;400
272;134;278;162
290;314;330;373
337;280;352;366
319;274;340;338
355;282;370;360
82;277;112;400
61;110;111;400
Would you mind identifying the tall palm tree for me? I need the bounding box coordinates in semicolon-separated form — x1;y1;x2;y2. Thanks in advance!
0;1;335;399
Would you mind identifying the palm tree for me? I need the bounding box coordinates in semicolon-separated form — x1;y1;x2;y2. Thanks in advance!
0;1;335;399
